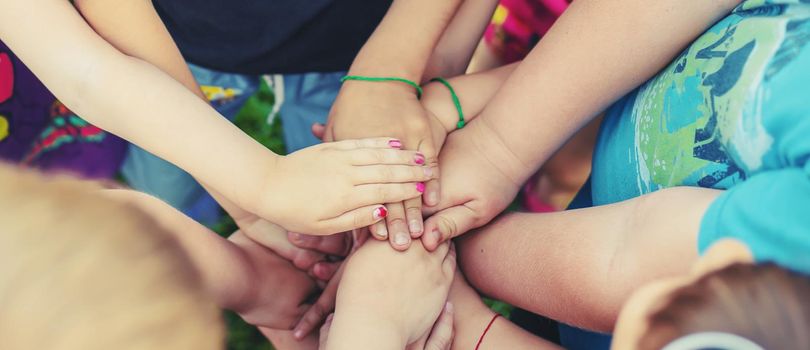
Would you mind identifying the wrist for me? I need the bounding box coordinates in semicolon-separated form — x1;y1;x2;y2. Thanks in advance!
467;119;532;187
421;81;460;134
327;309;407;350
340;77;422;100
250;154;284;224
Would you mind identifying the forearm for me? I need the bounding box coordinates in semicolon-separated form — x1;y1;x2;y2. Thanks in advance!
458;187;721;331
101;189;254;311
449;275;560;350
75;0;260;218
74;0;204;99
0;0;275;210
474;0;740;183
424;0;500;78
348;0;463;81
422;63;517;133
326;313;406;350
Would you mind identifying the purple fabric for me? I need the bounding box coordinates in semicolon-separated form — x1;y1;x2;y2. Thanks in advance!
0;41;127;179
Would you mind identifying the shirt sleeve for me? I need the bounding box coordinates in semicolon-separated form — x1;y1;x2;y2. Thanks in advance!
699;166;810;274
698;38;810;274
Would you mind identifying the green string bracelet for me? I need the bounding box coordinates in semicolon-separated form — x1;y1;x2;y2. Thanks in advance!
340;75;423;99
430;77;465;129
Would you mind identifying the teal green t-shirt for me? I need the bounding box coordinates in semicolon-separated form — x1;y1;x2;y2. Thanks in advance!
592;0;810;273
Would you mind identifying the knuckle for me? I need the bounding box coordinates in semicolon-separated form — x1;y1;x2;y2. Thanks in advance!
437;216;458;238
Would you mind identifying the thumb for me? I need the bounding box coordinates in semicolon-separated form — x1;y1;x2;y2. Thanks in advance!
417;136;442;207
311;122;327;141
422;205;478;251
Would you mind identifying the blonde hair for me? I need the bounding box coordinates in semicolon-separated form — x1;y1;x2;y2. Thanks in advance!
0;164;224;350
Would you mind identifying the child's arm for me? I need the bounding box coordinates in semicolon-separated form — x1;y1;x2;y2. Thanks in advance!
101;189;317;329
0;0;432;235
421;63;517;138
423;0;501;78
422;0;742;249
74;0;257;223
457;186;721;332
448;274;561;350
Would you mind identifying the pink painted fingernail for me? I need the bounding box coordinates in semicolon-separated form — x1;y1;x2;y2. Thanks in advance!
416;182;426;193
373;206;388;220
388;139;402;149
414;153;425;165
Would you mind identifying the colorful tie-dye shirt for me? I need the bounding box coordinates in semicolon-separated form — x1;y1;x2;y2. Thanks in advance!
591;0;810;273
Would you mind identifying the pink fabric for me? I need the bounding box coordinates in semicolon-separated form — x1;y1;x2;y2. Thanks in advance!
484;0;572;63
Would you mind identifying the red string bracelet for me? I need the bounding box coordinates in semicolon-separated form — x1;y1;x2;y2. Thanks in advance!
475;314;501;350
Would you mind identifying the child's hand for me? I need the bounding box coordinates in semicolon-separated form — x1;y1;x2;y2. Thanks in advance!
421;120;524;251
323;82;444;250
324;240;456;349
227;231;319;329
255;137;436;236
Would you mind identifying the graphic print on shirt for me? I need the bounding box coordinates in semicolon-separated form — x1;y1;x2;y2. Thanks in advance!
620;0;810;194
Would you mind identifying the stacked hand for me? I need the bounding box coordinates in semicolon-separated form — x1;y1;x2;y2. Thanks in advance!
322;81;445;250
251;137;436;236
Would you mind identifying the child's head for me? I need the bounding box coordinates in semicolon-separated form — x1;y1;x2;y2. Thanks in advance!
0;165;224;350
613;240;810;350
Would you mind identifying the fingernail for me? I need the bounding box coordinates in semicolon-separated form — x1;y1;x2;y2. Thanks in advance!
373;206;388;220
289;232;302;241
427;191;438;205
409;219;421;233
445;301;454;313
377;225;389;238
416;182;426;193
423;166;433;177
326;313;334;323
414;153;425;165
395;232;410;246
388;139;402;149
294;329;304;339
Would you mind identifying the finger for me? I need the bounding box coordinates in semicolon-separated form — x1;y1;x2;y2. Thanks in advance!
318;314;334;350
293;264;343;340
369;220;389;240
423;177;442;207
425;302;455;350
310;261;341;281
348;148;426;166
354;164;434;185
422;205;478;252
288;232;351;257
442;243;457;277
331;137;403;150
311;123;327;141
414;136;441;208
240;227;326;269
351;183;423;208
404;197;424;238
319;204;389;233
385;202;411;251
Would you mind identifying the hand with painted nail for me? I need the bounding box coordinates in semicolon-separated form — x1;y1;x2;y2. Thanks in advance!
323;81;446;251
252;137;436;236
421;121;523;251
322;239;456;349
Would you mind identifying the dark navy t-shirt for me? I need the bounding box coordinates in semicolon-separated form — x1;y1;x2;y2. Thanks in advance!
153;0;392;75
